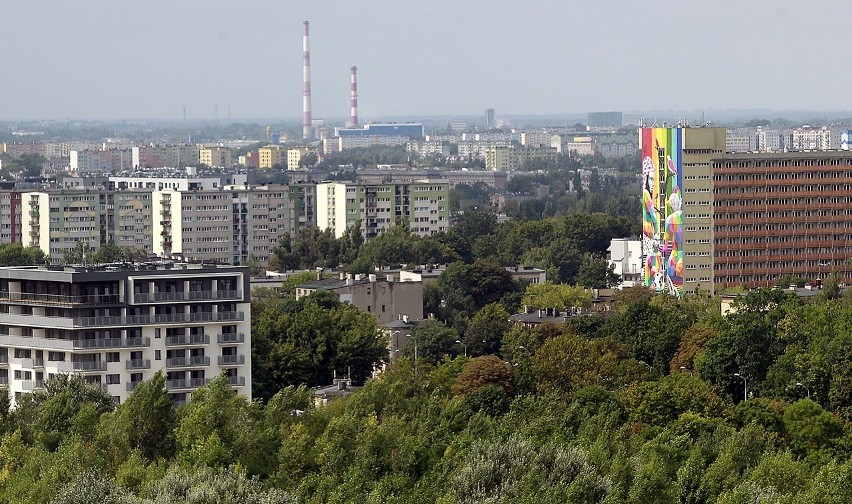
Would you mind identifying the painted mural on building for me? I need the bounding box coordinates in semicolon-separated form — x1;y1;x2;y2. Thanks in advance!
641;128;684;296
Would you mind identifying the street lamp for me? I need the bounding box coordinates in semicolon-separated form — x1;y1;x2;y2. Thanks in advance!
455;339;467;357
734;373;748;400
679;366;693;375
796;382;811;398
517;345;531;356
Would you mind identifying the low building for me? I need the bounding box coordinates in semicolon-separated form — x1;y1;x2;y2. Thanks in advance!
295;273;423;325
607;238;643;287
0;262;251;407
381;316;420;363
506;266;546;284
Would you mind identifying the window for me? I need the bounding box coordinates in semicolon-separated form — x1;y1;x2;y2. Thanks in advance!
155;350;161;360
105;374;120;385
106;352;120;363
48;351;65;362
155;328;161;339
14;349;31;359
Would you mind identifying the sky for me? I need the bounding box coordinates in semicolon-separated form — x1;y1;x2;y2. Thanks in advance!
1;1;850;122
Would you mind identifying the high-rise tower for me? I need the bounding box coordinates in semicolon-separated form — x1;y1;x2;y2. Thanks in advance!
302;21;312;141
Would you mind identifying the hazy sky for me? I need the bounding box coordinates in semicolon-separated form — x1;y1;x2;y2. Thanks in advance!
1;1;849;121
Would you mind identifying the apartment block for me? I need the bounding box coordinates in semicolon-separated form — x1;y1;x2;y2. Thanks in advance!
316;181;449;239
198;147;233;168
258;146;287;169
485;146;558;171
713;151;852;288
641;127;724;297
0;262;251;407
132;145;200;169
286;146;316;170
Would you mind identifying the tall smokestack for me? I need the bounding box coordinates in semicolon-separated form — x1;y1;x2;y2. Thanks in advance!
349;66;359;128
302;21;312;141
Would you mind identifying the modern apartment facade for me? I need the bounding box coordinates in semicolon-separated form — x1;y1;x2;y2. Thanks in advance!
0;263;251;407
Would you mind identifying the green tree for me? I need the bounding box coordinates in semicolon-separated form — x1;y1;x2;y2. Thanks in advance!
464;303;512;357
401;319;459;364
575;253;620;289
0;243;47;266
452;355;514;396
521;282;592;310
109;372;175;461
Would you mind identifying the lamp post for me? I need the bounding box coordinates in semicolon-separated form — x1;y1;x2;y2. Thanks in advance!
734;372;748;400
796;381;811;399
455;339;467;357
679;366;693;375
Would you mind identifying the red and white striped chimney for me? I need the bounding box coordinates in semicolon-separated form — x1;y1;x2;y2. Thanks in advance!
349;66;358;128
302;21;312;141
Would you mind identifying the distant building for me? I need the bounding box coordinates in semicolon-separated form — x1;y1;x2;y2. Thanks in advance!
485;147;557;171
505;266;546;284
520;131;552;149
588;112;623;128
485;108;495;129
132;145;199;169
287;146;317;170
258;145;287;169
295;273;423;325
336;123;424;138
316;181;449;239
198;147;232;168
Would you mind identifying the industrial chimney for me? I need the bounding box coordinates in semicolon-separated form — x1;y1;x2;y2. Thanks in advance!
302;21;312;141
349;66;359;128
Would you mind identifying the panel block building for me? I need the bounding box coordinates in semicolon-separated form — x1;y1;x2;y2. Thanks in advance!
316;181;449;239
713;151;852;288
641;127;724;296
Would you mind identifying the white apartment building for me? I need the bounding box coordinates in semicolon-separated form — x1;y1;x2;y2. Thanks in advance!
607;237;643;287
0;262;251;407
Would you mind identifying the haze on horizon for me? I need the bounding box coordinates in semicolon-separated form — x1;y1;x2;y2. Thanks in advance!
1;0;848;122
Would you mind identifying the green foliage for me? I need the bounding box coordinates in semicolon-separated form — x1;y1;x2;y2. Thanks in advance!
463;303;511;356
0;243;47;266
521;282;592;310
452;356;514;396
251;290;386;400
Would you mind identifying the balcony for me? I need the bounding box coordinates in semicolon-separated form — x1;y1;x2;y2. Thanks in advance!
227;376;246;387
0;377;8;385
0;355;8;365
0;291;122;307
133;290;241;304
72;337;150;349
32;358;44;368
166;356;210;368
217;333;245;344
34;380;44;389
126;359;151;370
72;361;107;372
126;381;142;392
166;334;210;346
166;378;210;390
218;354;245;366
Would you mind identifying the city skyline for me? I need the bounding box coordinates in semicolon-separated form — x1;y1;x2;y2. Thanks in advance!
2;1;851;121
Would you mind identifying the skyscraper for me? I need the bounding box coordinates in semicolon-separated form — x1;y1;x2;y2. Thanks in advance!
485;108;495;129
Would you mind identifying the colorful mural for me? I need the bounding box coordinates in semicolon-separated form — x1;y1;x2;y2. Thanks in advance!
641;128;684;296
